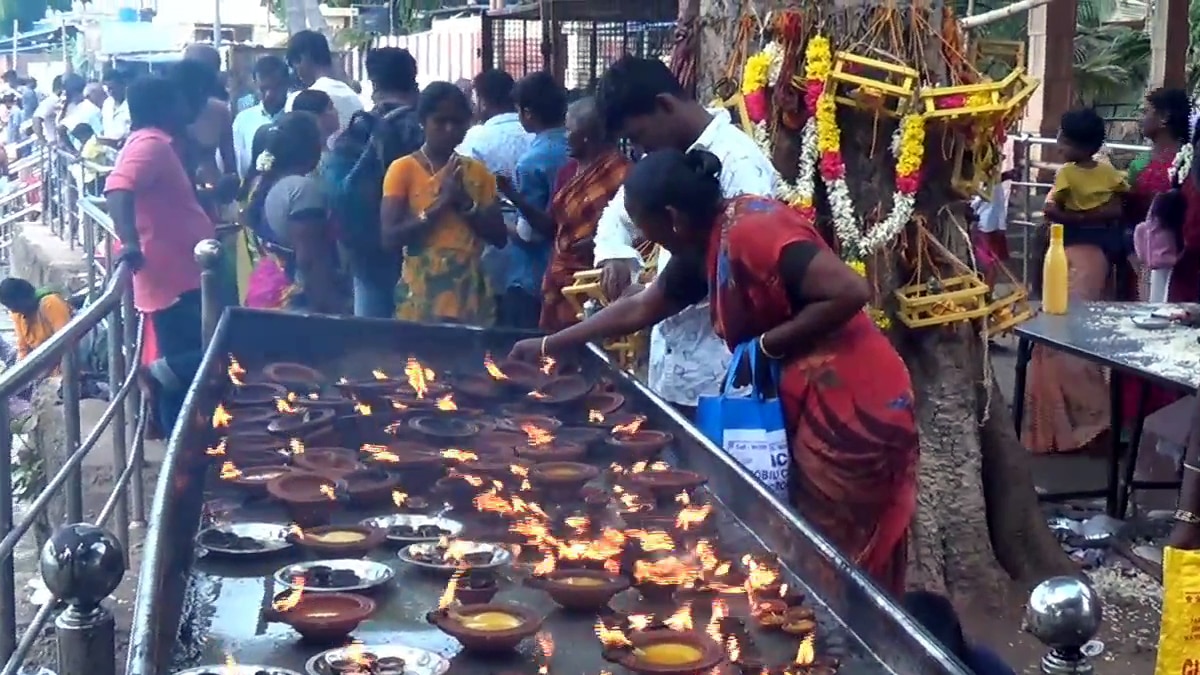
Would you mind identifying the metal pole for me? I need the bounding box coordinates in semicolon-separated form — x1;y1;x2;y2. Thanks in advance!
42;524;125;675
123;291;144;527
62;348;83;524
213;0;222;48
0;403;13;664
10;21;16;70
195;240;224;347
60;16;69;74
107;303;129;560
81;194;95;301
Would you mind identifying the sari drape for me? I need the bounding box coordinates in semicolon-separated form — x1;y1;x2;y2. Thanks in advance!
539;151;630;331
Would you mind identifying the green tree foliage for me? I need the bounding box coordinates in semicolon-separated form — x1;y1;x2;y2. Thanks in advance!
0;0;73;35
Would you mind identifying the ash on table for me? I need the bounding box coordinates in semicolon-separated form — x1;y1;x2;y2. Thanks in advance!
306;565;363;588
201;530;267;551
388;523;451;538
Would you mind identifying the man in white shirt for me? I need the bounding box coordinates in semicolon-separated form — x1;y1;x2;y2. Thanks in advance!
58;78;105;149
455;69;533;323
285;30;363;134
32;75;63;144
592;56;777;414
231;55;290;178
100;69;130;144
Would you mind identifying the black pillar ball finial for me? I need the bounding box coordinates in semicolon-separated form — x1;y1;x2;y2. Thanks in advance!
39;523;126;611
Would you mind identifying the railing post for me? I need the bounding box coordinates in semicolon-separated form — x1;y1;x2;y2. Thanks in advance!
106;299;129;558
0;402;14;664
195;240;224;347
123;290;145;527
61;348;83;524
1026;576;1102;675
80;194;95;301
40;524;125;675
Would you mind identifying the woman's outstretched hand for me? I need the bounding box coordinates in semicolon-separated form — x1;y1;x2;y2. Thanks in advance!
509;338;544;363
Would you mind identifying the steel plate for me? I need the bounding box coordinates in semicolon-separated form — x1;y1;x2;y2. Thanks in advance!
196;522;293;556
397;540;513;573
305;644;450;675
176;666;305;675
359;514;465;543
273;558;395;593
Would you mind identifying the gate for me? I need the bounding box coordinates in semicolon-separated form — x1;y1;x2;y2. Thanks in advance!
481;0;676;93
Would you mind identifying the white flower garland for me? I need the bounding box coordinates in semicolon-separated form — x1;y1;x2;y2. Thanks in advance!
1169;143;1193;186
777;118;817;206
762;41;784;88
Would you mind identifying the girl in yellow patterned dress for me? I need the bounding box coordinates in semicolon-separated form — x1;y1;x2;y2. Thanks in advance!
380;82;508;325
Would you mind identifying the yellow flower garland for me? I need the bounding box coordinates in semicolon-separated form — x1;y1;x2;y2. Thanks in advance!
742;53;772;95
896;114;925;178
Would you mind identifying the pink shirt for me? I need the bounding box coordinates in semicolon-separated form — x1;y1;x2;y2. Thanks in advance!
105;128;214;313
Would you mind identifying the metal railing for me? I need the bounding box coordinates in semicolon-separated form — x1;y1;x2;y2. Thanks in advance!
0;143;146;675
1007;134;1153;285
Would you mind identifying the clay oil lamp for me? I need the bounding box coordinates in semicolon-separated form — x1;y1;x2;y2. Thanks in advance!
585;410;643;432
289;524;386;559
481;352;546;392
628;469;708;507
496;414;562;434
459;457;530;488
388;491;431;514
555;426;607;451
269;407;338;443
606;417;674;463
295;390;355;416
631;556;699;605
223;464;294;497
527;568;630;612
455;373;507;402
261;362;325;392
226;382;287;409
455;570;500;604
750;599;787;630
265;584;375;644
341;468;403;507
597;618;724;675
209;438;290;470
585;390;626;416
787;635;837;675
360;442;445;483
426;599;543;654
528;461;600;498
266;471;347;527
473;430;527;455
292;447;364;477
223;406;280;436
780;605;816;636
408;413;483;445
434;474;484;510
334;369;409;403
225;431;288;457
525;374;591;407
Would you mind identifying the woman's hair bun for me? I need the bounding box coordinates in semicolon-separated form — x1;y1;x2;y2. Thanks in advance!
685;149;722;181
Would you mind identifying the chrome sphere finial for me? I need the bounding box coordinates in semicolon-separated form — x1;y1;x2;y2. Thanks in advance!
39;524;126;611
194;239;223;269
1027;576;1102;650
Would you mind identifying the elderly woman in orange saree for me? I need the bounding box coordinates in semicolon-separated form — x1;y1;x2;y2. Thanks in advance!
536;98;630;331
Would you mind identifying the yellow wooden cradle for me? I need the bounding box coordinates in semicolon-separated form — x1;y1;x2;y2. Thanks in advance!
560;247;662;373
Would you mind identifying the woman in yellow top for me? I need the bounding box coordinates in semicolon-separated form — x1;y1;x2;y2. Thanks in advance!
380;82;507;325
0;278;72;359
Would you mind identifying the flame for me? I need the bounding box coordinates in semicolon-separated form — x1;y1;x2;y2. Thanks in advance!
438;570;462;609
392;491;408;508
794;634;815;666
537;630;555;675
363;445;399;463
539;356;556;375
521;423;553;447
436;395;457;411
405;356;430;398
588;409;605;424
372;369;389;381
206;439;227;456
676;504;713;531
594;619;632;649
612;415;646;435
706;598;728;644
219;461;242;480
483;353;508;380
442;448;478;463
663;601;693;631
212;404;232;429
344;641;372;670
509;463;529;478
532;552;557;576
629;529;676;553
272;575;306;611
355;401;372;416
627;614;653;631
528;390;549;400
289;438;305;455
319;484;337;500
276;397;297;414
632;556;700;587
285;523;303;539
227;356;246;386
223;651;237;672
743;555;780;597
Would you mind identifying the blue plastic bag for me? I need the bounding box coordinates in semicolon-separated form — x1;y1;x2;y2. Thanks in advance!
696;341;791;500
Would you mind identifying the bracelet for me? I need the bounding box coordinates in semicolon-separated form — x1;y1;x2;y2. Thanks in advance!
758;334;784;360
540;336;549;358
1174;509;1200;525
1185;462;1200;474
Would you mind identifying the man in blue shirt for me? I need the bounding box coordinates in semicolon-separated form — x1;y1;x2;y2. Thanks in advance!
496;71;570;329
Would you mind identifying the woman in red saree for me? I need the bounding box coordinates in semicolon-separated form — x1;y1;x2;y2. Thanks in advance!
511;149;919;594
539;100;630;330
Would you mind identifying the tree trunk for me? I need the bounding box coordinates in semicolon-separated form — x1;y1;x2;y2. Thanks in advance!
693;0;1077;602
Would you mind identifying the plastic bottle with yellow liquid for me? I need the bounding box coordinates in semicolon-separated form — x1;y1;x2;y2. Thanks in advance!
1042;223;1069;314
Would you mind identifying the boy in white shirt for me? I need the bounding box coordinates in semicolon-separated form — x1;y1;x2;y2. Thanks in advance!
285;30;363;137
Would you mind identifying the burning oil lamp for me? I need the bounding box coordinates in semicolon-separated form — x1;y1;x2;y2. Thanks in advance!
526;566;631;612
265;472;349;527
261;362;325;391
426;589;544;653
292;447;364;477
528;461;600;497
289;524;385;558
597;614;725;675
264;576;376;644
456;569;500;604
226;383;286;409
781;606;816;636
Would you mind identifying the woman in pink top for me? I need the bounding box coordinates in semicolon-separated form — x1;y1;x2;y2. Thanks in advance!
105;75;215;434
